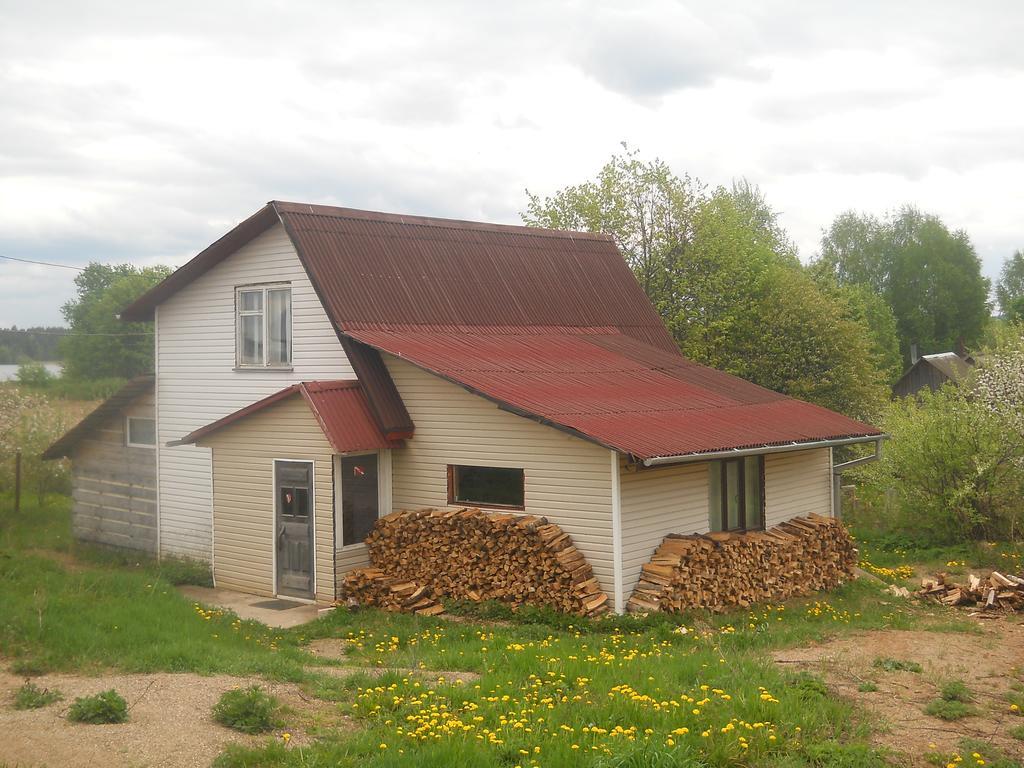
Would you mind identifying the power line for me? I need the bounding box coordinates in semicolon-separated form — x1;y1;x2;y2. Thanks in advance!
0;253;86;271
0;328;152;337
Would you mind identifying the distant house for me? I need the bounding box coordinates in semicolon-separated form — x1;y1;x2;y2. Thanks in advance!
892;352;973;399
47;202;882;612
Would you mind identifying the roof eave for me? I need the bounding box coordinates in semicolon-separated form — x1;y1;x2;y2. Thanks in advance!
639;433;889;467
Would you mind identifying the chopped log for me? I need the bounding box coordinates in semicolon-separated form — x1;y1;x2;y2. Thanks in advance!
341;506;609;617
626;514;858;614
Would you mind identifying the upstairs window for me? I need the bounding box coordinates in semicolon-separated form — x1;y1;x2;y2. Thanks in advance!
236;285;291;368
448;465;525;510
708;456;764;532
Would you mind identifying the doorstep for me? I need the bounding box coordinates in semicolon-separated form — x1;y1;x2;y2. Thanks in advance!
178;585;322;629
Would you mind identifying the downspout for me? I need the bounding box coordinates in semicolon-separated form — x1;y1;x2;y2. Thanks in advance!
831;436;887;520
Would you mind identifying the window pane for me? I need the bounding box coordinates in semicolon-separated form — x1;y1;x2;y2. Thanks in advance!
128;417;156;446
267;288;292;366
451;465;524;508
239;290;263;312
342;455;379;545
240;314;263;365
744;456;763;529
708;462;722;532
726;460;741;530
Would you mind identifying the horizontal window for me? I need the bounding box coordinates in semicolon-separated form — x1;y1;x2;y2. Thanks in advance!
448;465;525;510
126;416;156;448
708;456;764;532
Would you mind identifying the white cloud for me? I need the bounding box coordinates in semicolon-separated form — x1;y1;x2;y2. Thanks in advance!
0;0;1021;325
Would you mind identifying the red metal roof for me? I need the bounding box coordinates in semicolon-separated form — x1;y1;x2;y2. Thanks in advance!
179;380;399;454
344;328;882;460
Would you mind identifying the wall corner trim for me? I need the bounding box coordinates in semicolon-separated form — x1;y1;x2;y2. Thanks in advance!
610;451;624;614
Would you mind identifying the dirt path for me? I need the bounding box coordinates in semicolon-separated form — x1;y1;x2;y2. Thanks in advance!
773;619;1024;765
0;669;349;768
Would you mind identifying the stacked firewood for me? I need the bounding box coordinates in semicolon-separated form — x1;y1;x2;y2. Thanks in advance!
917;571;1024;614
361;507;609;616
627;514;857;614
338;567;445;616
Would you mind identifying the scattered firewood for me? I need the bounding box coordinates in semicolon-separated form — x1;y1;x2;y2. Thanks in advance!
342;507;610;617
626;514;857;614
915;570;1024;614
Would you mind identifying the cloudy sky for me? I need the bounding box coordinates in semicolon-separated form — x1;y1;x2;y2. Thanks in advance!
2;0;1023;327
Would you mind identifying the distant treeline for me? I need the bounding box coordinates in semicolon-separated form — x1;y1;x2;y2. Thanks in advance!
0;327;67;363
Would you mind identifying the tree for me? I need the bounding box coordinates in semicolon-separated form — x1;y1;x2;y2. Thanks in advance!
60;263;171;380
996;250;1024;319
524;145;705;309
524;154;889;420
815;206;991;364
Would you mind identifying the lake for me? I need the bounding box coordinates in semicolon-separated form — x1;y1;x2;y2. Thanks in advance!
0;362;63;382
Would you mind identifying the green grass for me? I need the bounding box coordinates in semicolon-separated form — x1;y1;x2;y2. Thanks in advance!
871;657;922;673
0;493;986;767
12;681;62;709
67;689;128;724
924;698;974;721
213;686;282;734
938;680;972;703
1010;724;1024;740
857;681;878;693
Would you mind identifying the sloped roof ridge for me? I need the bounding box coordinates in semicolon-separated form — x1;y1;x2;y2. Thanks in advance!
272;200;612;242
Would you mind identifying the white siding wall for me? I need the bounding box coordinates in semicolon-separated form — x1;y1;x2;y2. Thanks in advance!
763;448;833;527
618;460;708;599
156;223;352;561
384;355;617;595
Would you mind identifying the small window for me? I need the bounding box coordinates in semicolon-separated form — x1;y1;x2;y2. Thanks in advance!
126;416;156;447
236;285;291;368
448;465;525;510
708;456;763;532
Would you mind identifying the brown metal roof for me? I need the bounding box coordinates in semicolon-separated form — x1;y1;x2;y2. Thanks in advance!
120;201;677;352
178;380;399;454
42;376;155;459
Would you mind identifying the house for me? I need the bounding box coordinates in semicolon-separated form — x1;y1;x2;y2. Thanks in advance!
892;351;973;399
42;375;157;552
56;201;882;613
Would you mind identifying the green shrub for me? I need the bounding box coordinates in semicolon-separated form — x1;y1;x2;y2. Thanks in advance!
67;689;128;724
924;698;974;720
852;339;1024;543
213;686;281;734
858;681;879;693
1011;724;1024;740
786;671;830;698
49;376;127;401
873;657;922;673
15;362;54;387
939;680;972;703
13;681;62;709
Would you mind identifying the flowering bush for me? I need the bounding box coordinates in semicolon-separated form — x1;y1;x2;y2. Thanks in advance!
854;332;1024;543
0;386;71;502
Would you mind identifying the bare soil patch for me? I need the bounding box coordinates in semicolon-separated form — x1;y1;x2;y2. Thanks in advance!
773;620;1024;765
0;668;350;768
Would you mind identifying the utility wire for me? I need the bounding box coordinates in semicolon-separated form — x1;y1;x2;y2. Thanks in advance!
0;253;86;271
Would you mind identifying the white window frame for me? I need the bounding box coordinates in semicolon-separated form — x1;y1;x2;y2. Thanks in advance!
235;283;292;369
125;415;156;448
334;449;392;550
